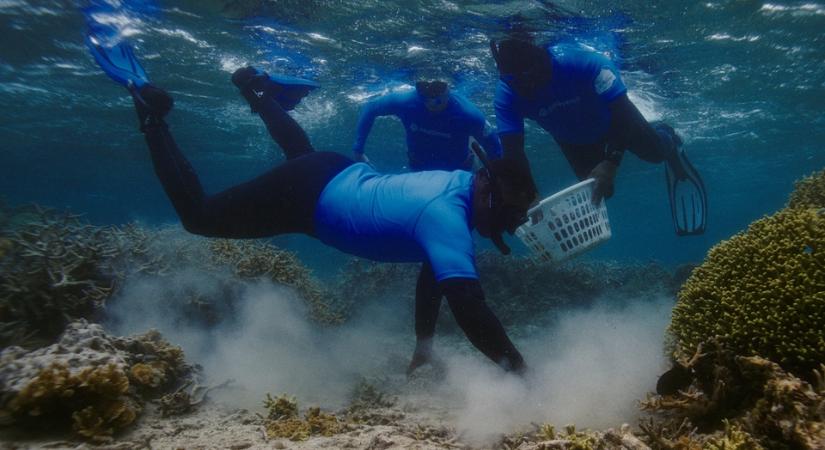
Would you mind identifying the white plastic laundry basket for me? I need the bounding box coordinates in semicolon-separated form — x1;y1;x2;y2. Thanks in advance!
515;179;611;263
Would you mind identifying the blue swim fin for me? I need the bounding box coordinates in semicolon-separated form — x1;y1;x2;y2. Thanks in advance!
666;148;708;236
85;33;149;90
269;73;320;90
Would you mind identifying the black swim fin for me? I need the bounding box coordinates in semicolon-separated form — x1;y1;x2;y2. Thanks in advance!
665;147;707;236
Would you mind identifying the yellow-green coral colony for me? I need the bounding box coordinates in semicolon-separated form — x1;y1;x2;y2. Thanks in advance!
787;168;825;209
669;169;825;378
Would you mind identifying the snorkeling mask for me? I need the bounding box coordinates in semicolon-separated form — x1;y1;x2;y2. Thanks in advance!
470;142;530;255
489;39;551;98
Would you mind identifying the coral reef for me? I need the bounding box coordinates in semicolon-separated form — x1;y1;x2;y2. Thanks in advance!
641;345;824;449
0;202;343;350
0;320;190;442
0;205;134;348
650;169;825;449
333;253;686;330
668;207;825;377
205;239;345;324
787;168;825;209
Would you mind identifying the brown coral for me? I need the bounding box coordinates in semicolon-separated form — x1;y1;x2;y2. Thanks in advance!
129;362;167;388
0;321;190;442
263;394;342;441
6;363;138;442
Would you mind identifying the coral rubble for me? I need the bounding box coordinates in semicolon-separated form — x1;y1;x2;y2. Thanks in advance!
641;348;824;449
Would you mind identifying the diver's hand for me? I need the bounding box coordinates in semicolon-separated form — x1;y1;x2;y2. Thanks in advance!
588;160;618;205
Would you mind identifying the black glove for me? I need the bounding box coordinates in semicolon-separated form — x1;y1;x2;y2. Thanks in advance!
133;84;173;132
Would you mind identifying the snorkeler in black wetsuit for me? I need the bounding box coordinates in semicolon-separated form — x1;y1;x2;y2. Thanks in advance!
125;67;535;375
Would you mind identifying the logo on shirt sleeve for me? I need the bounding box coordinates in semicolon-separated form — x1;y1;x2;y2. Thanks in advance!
594;68;617;95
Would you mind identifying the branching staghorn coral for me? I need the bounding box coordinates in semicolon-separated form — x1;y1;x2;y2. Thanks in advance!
205;239;345;324
0;205;124;347
642;352;823;449
0;202;345;349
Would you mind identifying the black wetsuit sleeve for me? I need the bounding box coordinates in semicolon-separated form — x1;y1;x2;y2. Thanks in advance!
415;262;443;340
439;278;525;373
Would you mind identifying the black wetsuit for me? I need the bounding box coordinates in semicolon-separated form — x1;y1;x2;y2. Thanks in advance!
139;93;525;373
558;95;673;179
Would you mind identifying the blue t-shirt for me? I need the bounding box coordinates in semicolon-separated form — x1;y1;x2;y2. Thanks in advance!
494;44;627;145
313;163;478;281
353;90;502;170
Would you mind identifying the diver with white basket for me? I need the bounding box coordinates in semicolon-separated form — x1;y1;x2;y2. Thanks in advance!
490;38;707;241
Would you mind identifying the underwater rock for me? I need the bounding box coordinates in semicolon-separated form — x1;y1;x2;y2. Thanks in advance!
0;320;191;442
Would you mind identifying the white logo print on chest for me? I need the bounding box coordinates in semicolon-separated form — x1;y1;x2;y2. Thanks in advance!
409;122;452;138
538;97;580;117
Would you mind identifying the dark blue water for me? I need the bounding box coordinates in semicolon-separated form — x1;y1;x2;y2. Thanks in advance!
2;1;824;274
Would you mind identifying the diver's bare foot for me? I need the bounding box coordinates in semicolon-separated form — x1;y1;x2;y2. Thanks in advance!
406;351;431;377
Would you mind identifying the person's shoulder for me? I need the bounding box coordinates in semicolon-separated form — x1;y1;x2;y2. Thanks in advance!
450;93;485;117
551;43;616;71
371;89;415;105
494;79;517;104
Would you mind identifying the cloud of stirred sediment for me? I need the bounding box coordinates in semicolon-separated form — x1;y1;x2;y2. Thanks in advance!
107;261;672;443
441;295;672;444
106;266;411;409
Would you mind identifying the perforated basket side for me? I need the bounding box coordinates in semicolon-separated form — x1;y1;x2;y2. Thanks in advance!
516;179;611;263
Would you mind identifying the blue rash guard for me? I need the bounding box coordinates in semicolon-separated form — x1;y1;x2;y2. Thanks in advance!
313;163;478;281
494;44;627;145
352;90;502;170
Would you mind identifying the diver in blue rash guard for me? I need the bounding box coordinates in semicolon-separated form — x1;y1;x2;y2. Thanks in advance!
489;38;707;235
352;80;505;373
96;54;535;374
352;80;502;171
